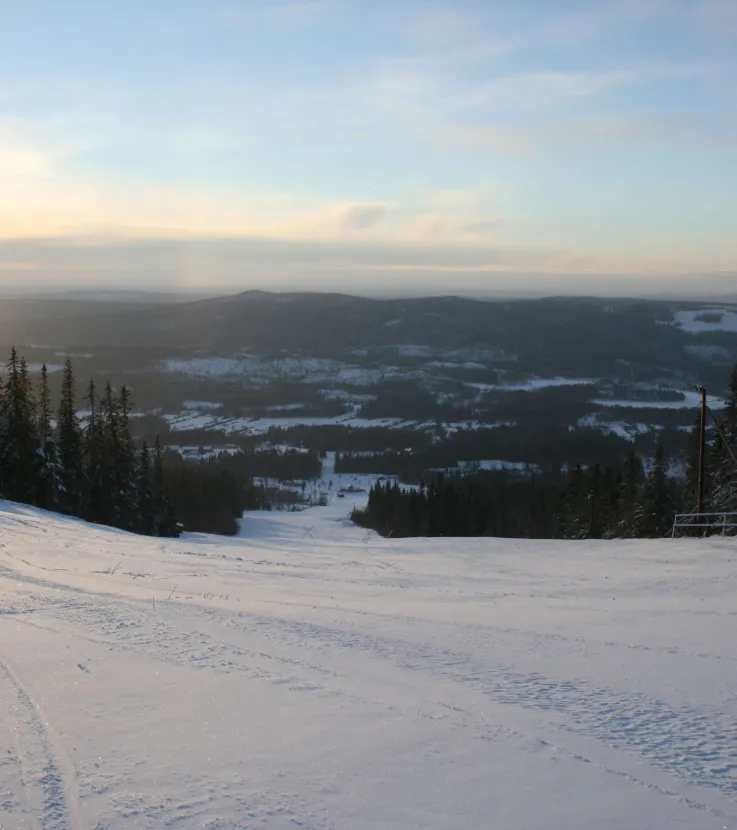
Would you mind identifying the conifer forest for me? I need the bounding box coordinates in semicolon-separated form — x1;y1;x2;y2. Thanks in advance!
0;349;254;537
352;368;737;540
3;347;737;541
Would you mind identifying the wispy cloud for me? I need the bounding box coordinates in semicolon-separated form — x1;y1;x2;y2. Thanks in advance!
0;0;734;293
360;56;719;157
218;0;333;26
2;233;735;298
436;113;737;157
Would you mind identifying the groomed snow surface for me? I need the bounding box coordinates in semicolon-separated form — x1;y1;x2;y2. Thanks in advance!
2;494;737;828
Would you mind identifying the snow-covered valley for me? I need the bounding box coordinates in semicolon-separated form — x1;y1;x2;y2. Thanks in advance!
1;495;737;829
11;294;737;472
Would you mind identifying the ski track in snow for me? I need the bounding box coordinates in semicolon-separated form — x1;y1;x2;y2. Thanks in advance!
0;655;84;830
2;500;737;827
5;573;737;820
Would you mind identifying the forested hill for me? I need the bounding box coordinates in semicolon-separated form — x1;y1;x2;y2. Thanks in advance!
1;292;735;380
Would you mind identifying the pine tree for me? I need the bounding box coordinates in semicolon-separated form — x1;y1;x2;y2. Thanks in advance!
634;441;674;538
0;348;39;504
56;359;84;516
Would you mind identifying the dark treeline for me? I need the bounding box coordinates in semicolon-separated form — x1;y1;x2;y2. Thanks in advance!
358;387;473;422
159;451;260;535
353;472;562;538
260;424;432;454
154;448;320;535
206;447;322;482
335;425;645;483
0;349;179;536
0;350;255;537
351;448;672;540
157;441;322;482
352;367;737;540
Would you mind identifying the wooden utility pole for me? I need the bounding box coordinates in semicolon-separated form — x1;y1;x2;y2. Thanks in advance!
697;386;707;515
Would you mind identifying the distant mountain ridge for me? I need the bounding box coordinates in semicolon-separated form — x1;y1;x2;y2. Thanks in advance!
2;291;737;381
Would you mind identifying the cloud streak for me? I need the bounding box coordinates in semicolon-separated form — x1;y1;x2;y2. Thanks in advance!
1;233;735;299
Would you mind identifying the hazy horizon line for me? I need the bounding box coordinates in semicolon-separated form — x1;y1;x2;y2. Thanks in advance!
2;284;737;306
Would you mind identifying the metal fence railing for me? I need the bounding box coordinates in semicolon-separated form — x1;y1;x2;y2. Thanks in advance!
672;512;737;538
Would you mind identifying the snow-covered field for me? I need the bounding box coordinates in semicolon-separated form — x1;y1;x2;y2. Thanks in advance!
670;308;737;334
164;410;417;434
157;356;417;386
2;496;737;829
467;377;598;393
577;413;657;440
163;409;497;436
593;389;723;410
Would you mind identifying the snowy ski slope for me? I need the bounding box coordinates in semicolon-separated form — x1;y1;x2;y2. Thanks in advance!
1;495;737;829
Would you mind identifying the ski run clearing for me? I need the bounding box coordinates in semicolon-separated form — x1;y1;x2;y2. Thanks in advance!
1;496;737;829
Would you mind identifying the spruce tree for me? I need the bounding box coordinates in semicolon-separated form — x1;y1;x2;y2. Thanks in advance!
561;464;587;539
634;441;674;538
0;374;4;496
152;436;179;537
135;441;155;535
82;379;112;524
102;382;137;530
599;466;620;538
587;463;602;539
56;359;84;516
707;424;727;512
709;424;737;516
617;449;642;537
725;366;737;446
36;364;60;510
683;414;702;511
0;348;39;504
119;386;140;527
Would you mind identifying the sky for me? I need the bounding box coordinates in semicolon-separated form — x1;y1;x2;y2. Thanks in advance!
0;0;736;298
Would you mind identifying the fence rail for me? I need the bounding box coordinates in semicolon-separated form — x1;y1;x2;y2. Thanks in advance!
672;512;737;537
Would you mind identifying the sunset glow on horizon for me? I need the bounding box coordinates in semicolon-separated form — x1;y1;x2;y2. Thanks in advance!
1;0;735;296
